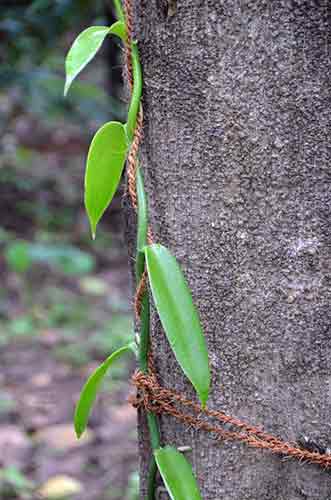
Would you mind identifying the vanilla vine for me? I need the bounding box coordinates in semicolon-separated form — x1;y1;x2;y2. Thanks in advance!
63;1;207;498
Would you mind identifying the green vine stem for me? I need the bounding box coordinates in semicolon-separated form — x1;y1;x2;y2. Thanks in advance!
136;167;148;276
135;168;149;373
123;12;159;496
127;41;142;142
136;167;161;499
146;453;158;500
113;0;125;22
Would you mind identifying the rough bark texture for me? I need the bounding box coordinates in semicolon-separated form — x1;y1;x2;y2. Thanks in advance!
128;1;331;498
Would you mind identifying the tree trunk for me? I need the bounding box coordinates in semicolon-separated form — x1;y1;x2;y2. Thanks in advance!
129;1;331;498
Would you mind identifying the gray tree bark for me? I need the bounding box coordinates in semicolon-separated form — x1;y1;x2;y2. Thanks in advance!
128;1;331;499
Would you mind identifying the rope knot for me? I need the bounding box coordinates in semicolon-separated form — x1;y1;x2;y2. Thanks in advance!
132;370;167;414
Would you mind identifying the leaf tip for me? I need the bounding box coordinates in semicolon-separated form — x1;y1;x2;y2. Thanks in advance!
88;217;97;240
75;428;82;439
85;203;98;239
74;417;84;439
64;73;72;97
199;388;209;409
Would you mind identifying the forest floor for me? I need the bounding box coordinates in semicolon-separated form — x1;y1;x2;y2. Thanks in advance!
1;333;138;500
0;102;138;500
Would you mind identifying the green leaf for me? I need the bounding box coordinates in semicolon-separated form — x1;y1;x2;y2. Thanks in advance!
84;121;128;238
64;22;126;96
154;447;202;500
144;244;210;406
74;343;135;438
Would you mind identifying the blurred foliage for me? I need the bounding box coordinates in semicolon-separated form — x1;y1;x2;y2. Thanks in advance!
0;3;134;499
0;0;125;124
125;471;139;500
0;0;130;372
0;466;35;499
5;240;95;275
1;0;96;72
0;260;133;364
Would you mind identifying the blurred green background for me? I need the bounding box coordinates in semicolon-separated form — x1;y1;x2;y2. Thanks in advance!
0;2;138;499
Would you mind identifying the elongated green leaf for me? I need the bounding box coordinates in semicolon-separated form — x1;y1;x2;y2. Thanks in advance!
155;447;202;500
144;244;210;406
64;22;126;96
85;121;128;238
74;343;135;438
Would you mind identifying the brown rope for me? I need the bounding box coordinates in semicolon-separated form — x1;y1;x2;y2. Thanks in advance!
127;107;143;210
124;0;133;91
123;0;331;472
134;268;147;319
131;371;331;469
